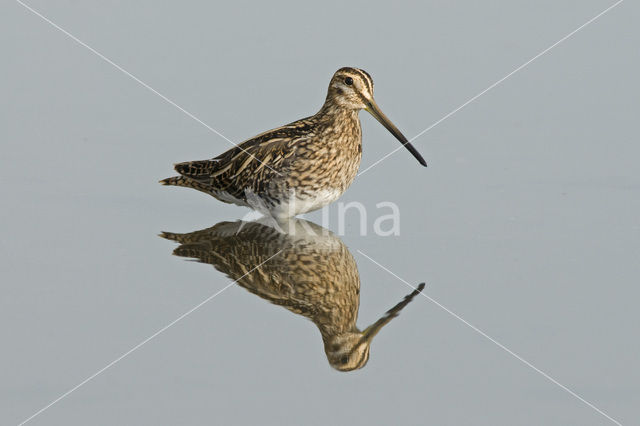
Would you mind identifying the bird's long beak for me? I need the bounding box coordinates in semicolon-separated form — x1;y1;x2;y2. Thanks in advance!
361;311;396;343
365;100;427;167
360;283;426;344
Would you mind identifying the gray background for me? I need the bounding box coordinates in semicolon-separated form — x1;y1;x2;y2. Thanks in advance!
2;0;639;425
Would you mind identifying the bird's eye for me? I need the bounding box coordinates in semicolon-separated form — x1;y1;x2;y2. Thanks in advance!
345;77;353;86
341;356;349;364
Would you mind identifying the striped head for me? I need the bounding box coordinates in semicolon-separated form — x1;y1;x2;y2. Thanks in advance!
325;332;372;372
326;67;375;109
324;282;426;372
323;67;428;167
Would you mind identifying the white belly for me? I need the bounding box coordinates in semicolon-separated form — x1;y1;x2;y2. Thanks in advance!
244;187;343;219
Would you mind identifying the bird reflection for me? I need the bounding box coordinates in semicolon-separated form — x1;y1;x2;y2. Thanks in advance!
161;218;424;372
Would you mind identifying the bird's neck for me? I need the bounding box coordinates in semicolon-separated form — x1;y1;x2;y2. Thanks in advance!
317;96;359;121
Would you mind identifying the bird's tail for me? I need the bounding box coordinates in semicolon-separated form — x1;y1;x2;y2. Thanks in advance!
159;176;187;187
159;175;211;191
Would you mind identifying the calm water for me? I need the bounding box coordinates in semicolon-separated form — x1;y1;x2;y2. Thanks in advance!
2;1;639;425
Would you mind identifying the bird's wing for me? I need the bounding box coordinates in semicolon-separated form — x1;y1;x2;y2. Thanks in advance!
173;117;316;189
161;221;320;317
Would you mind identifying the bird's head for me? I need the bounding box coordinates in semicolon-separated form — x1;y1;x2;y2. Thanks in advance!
326;67;375;110
324;332;372;372
323;282;426;372
325;67;427;167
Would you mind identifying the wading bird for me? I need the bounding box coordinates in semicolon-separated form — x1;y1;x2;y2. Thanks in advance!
161;68;426;219
161;219;425;371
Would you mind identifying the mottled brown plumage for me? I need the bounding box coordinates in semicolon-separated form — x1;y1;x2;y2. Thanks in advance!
160;218;425;371
161;67;427;219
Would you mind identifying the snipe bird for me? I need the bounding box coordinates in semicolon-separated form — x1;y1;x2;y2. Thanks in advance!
161;218;425;371
161;67;426;219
